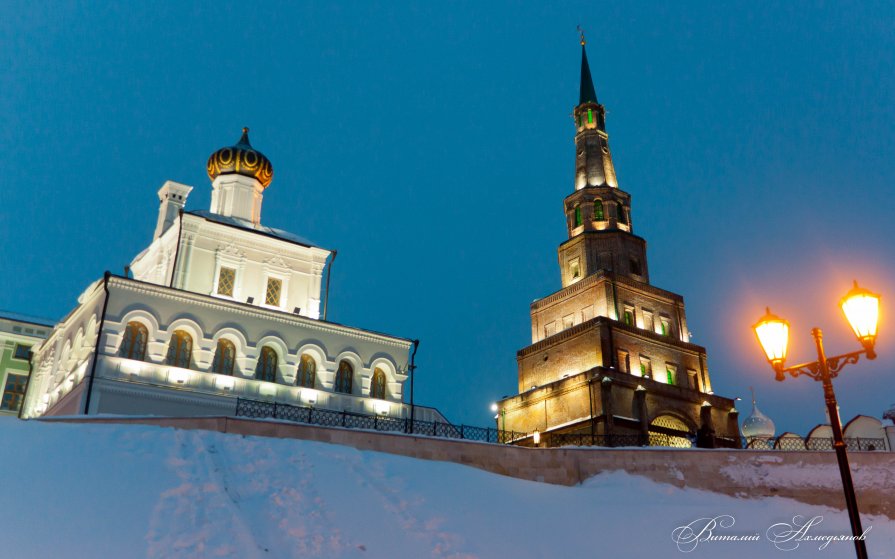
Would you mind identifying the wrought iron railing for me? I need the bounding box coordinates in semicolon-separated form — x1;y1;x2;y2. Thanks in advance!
235;398;526;444
235;398;889;451
743;436;887;452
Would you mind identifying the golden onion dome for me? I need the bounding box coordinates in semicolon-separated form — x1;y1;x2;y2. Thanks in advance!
207;128;274;188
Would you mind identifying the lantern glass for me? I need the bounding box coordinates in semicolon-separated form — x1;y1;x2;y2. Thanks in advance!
840;281;880;349
753;308;790;367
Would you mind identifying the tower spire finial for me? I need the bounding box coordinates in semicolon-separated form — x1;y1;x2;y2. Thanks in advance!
577;25;586;46
578;32;597;105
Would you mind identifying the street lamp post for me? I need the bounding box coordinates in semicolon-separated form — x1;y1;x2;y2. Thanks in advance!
752;281;880;559
491;402;507;442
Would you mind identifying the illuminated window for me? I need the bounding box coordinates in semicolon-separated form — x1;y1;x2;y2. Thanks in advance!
574;205;582;227
569;258;581;280
13;344;30;360
544;322;557;337
265;277;283;307
643;310;654;332
593;200;605;221
119;322;148;361
165;330;193;369
640;356;652;379
255;346;278;382
666;366;677;386
334;360;353;394
297;354;316;388
587;108;593;124
623;305;634;326
370;367;387;399
562;314;575;330
660;317;671;337
211;339;236;376
216;267;236;297
0;374;27;412
577;114;583;127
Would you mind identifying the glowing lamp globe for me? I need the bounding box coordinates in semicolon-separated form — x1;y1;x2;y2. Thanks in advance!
840;281;880;358
753;308;790;375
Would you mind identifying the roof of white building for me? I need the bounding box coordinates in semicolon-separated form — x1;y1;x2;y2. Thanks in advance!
186;210;323;249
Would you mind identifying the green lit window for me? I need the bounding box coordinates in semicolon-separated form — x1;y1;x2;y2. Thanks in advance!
661;319;670;336
574;206;582;227
0;374;27;412
640;357;652;379
667;369;676;385
594;200;605;221
587;108;594;124
577;114;583;127
624;311;634;326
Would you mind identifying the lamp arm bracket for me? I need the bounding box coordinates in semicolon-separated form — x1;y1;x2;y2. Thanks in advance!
782;361;822;381
781;349;867;381
825;349;866;377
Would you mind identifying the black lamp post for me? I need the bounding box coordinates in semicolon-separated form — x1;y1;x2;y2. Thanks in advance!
753;281;880;559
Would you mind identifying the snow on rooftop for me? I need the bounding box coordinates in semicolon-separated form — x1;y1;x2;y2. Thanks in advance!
2;417;892;558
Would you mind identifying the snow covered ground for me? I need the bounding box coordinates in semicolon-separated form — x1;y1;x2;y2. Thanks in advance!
1;417;893;558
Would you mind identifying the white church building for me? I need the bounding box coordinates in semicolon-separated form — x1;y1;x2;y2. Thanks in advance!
21;129;420;421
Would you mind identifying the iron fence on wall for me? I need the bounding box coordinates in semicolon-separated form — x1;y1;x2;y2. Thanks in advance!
235;398;888;451
235;398;526;444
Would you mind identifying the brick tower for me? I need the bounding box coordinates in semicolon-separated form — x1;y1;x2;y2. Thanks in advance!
496;38;739;447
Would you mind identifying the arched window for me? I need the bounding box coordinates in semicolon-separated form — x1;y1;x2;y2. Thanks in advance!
593;200;605;221
370;367;387;400
119;321;148;361
334;360;353;394
255;346;278;383
165;330;193;369
296;354;316;388
211;339;236;376
574;205;583;227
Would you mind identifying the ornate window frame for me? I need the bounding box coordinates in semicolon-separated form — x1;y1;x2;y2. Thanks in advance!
212;244;246;302
261;257;291;311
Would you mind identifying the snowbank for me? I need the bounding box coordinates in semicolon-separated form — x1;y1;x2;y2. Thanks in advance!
1;417;892;558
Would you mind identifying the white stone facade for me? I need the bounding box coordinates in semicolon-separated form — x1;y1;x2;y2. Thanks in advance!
21;132;420;421
21;276;413;419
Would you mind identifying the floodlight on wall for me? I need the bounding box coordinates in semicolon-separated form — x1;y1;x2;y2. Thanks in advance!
247;297;254;304
293;307;301;315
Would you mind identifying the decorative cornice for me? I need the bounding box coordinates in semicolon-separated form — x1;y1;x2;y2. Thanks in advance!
219;242;246;259
264;255;291;272
517;315;705;359
532;269;683;310
107;276;413;349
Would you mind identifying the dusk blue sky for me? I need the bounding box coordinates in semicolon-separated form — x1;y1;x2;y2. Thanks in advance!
3;2;893;434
